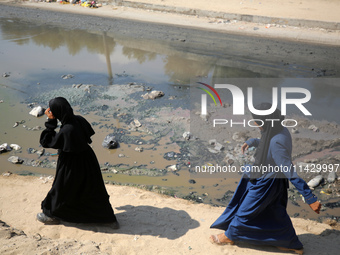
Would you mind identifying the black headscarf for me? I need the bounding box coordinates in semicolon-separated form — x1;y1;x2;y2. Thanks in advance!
48;97;95;150
49;97;74;125
250;103;284;181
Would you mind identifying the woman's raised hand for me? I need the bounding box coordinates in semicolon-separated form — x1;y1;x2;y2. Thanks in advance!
45;108;55;119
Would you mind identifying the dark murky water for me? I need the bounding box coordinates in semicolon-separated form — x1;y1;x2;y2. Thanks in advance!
0;17;339;221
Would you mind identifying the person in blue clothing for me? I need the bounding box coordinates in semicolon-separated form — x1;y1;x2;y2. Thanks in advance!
209;103;321;255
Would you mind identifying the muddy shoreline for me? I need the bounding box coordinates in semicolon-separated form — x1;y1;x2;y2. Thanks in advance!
0;3;339;224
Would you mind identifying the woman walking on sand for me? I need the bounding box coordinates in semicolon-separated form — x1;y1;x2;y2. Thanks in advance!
37;97;119;228
209;103;321;255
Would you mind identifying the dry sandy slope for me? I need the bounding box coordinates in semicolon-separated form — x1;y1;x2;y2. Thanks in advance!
1;1;339;46
0;175;339;255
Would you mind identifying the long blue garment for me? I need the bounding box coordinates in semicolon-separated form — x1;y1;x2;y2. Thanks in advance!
210;128;317;249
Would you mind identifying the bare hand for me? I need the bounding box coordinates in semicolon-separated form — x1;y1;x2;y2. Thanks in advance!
241;143;249;154
45;108;55;119
309;201;321;214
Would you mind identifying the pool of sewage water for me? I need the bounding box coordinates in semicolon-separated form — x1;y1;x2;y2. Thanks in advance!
0;17;339;221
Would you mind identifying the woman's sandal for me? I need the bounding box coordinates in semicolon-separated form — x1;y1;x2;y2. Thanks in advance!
209;234;235;245
277;246;304;255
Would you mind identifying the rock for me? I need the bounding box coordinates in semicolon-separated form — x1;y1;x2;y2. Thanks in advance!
141;90;164;99
9;144;21;150
72;83;83;88
308;125;319;132
304;158;318;163
327;171;337;183
227;159;235;165
8;156;24;164
29;106;45;117
61;74;74;79
183;132;192;140
27;148;37;154
189;179;196;184
209;139;217;145
0;143;12;153
101;105;109;111
291;128;299;134
102;134;119;149
2;72;10;77
31;126;42;131
135;146;143;152
307;175;323;189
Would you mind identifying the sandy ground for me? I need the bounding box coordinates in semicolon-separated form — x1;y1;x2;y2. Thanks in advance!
1;1;340;254
1;174;340;255
1;0;339;46
124;0;340;23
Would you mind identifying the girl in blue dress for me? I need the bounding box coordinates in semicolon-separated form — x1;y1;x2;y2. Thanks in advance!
210;103;321;255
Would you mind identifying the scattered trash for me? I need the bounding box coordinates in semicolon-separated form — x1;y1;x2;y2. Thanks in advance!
2;72;10;77
7;156;24;164
9;144;21;150
183;131;192;140
141;90;164;100
135;146;143;152
214;142;224;151
308;125;319;132
320;189;332;195
37;149;45;157
102;134;119;149
0;143;12;154
29;106;45;117
132;119;142;128
168;164;178;171
307;175;323;189
2;171;12;177
291;128;299;134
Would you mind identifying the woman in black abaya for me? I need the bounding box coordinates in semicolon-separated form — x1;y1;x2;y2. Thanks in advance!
37;97;118;227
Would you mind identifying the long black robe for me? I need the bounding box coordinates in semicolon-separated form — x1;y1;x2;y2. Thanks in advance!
40;99;117;223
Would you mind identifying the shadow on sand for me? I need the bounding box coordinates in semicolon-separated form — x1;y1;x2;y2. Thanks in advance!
60;205;200;240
